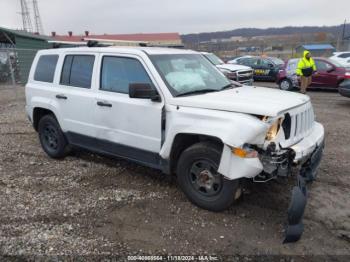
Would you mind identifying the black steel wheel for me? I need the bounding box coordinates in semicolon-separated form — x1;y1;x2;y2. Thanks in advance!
188;159;223;197
38;114;69;158
177;141;239;212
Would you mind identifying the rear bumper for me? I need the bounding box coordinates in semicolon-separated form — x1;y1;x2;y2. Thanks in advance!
25;105;33;123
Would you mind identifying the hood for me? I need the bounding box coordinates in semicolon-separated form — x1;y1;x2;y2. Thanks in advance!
303;50;310;59
170;86;310;117
217;63;252;72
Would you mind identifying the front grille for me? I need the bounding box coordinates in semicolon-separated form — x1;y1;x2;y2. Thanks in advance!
237;70;253;82
282;102;314;146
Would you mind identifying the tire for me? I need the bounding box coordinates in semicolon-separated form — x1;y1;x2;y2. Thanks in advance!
176;141;239;212
38;114;69;159
279;79;293;91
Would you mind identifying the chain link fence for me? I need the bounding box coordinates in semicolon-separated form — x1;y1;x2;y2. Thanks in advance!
0;48;38;88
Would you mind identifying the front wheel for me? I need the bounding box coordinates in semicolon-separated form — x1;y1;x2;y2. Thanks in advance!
177;142;240;212
279;79;294;91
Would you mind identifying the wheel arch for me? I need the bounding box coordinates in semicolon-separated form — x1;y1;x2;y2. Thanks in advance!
168;133;223;175
33;107;58;131
277;76;287;84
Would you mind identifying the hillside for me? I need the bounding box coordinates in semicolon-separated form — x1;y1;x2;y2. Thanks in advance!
181;24;349;43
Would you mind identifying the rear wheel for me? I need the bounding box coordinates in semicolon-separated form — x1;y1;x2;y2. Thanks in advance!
279;79;293;91
177;142;239;212
38;114;69;158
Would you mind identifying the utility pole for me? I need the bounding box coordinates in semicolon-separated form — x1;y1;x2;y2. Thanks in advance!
342;19;346;40
19;0;33;32
32;0;44;35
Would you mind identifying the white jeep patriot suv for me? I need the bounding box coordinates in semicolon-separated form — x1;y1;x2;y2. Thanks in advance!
26;47;324;242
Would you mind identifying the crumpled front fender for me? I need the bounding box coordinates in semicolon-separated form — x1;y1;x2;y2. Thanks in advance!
160;105;269;161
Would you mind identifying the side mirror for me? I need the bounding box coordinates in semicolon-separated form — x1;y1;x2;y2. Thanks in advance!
129;83;160;102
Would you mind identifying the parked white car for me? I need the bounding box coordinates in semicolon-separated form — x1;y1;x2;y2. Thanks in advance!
201;52;253;85
26;47;325;242
227;55;253;64
329;51;350;67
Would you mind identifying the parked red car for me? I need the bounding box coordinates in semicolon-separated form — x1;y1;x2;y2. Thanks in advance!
276;58;350;91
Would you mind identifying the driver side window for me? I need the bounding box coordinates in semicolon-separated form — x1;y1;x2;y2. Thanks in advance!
100;56;153;94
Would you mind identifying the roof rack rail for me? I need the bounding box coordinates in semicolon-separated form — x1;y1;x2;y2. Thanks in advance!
84;38;185;48
142;44;185;49
87;40;112;47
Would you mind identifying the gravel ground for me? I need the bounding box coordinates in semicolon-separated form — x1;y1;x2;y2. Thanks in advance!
0;84;349;260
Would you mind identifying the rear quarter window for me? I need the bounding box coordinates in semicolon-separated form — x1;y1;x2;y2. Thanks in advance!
34;55;59;83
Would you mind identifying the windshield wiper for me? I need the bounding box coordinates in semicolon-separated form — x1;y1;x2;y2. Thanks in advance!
176;89;219;97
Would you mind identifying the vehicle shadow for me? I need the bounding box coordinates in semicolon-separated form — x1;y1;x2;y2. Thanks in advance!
68;147;175;184
70;147;292;214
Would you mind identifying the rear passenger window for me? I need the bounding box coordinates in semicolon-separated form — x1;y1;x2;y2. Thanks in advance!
100;56;152;94
34;55;58;83
60;55;95;88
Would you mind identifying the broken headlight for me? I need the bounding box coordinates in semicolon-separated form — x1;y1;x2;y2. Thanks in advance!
265;118;282;141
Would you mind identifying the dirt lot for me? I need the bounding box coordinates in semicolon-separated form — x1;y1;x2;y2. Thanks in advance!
0;84;349;259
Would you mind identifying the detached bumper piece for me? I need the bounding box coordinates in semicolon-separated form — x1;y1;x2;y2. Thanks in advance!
283;175;307;243
283;139;324;244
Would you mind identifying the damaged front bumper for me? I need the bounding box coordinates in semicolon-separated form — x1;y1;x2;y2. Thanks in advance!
256;137;325;243
219;121;325;243
284;138;324;243
258;123;325;243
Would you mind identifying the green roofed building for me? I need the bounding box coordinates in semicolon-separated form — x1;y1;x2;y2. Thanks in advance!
0;26;52;84
0;26;183;84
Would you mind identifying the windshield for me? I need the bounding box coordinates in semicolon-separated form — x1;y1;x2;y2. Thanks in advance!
268;57;284;65
150;54;231;97
204;53;224;65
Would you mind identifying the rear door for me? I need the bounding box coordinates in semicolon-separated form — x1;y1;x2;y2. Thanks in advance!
93;53;164;167
55;53;98;138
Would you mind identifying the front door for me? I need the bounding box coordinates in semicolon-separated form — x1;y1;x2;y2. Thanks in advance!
254;58;271;80
93;54;164;167
312;60;338;88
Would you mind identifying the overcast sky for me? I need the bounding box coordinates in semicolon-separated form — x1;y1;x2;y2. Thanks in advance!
1;0;349;35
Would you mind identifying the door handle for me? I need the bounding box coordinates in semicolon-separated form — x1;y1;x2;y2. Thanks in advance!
97;101;112;107
56;94;67;100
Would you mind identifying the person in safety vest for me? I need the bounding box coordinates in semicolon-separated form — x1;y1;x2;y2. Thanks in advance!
296;50;317;94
